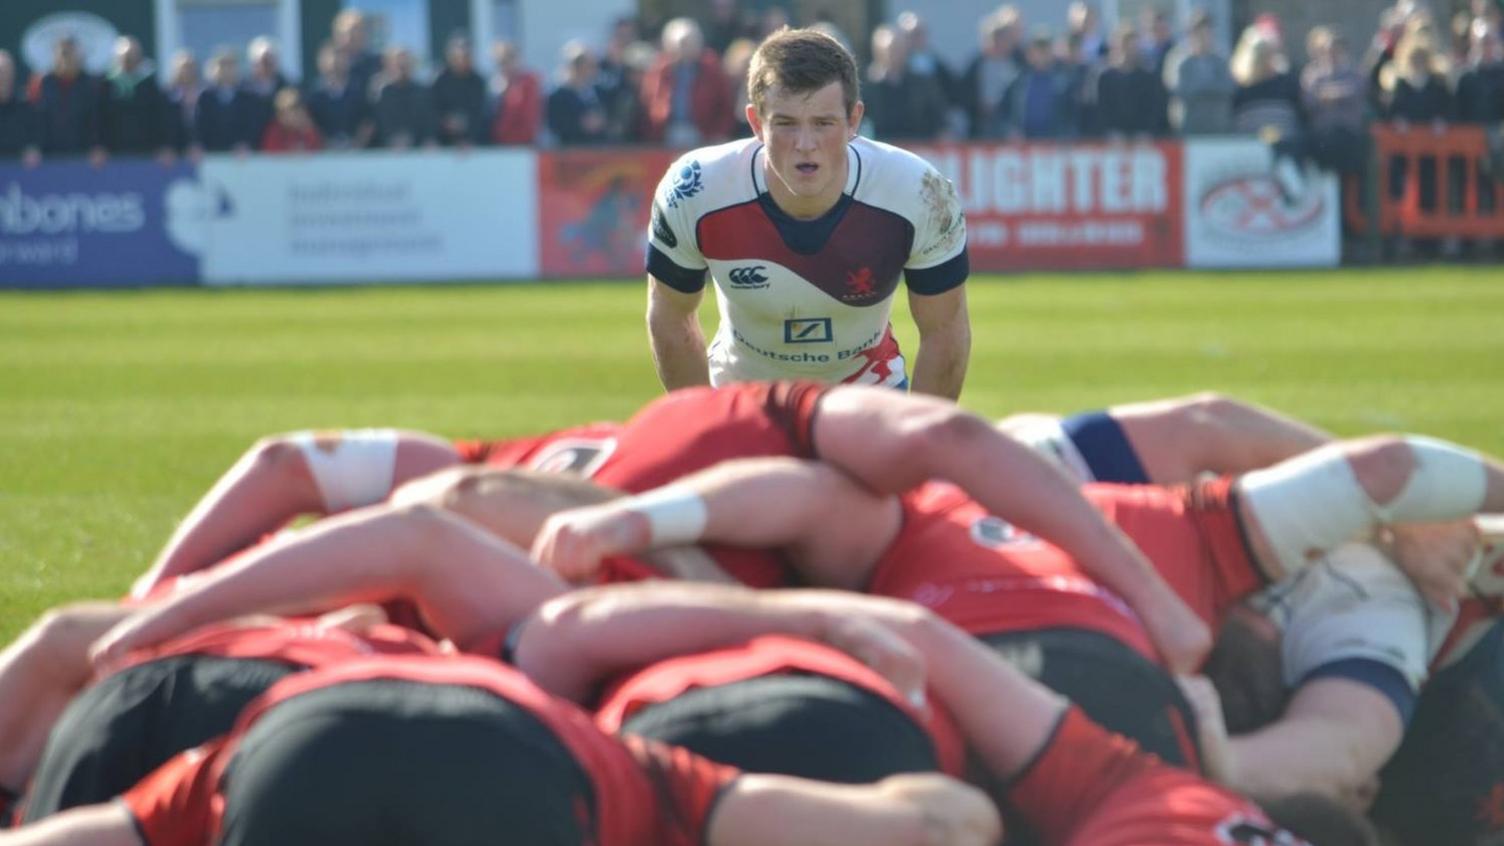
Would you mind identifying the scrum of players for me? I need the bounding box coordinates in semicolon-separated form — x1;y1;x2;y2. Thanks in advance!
0;380;1500;846
5;25;1502;846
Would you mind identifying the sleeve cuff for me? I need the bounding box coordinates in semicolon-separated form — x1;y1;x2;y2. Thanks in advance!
1300;657;1418;726
647;246;708;294
905;248;970;295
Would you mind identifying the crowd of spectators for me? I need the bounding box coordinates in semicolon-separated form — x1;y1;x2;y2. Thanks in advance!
2;0;1504;167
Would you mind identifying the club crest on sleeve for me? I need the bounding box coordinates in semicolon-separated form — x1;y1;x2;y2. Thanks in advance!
664;160;704;209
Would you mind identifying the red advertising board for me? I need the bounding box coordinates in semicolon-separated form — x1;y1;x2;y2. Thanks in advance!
537;148;679;278
908;141;1185;271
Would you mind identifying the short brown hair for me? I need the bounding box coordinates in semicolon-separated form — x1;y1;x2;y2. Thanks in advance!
747;27;860;117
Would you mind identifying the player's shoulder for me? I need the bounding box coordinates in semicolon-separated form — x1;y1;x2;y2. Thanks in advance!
850;137;945;192
849;136;958;221
657;138;761;212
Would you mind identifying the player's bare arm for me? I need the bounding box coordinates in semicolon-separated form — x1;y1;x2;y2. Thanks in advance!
513;580;925;705
0;603;132;802
1223;677;1401;810
906;285;970;400
708;772;1002;846
646;275;711;391
392;464;736;583
529;456;897;588
0;802;141;846
811;386;1213;674
93;502;570;665
515;580;1070;782
133;429;460;599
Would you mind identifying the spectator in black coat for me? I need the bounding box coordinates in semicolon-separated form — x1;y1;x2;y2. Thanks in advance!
1455;22;1504;123
243;37;292;145
432;34;489;146
1455;24;1504;217
1140;9;1177;77
596;16;639;118
1092;25;1169;138
196;49;260;153
546;41;609;146
0;50;41;164
866;24;949;141
306;41;374;149
28;36;107;162
372;47;437;148
1384;36;1454;124
333;9;383;100
959;9;1024;138
163;50;204;153
896;10;962;137
1230;29;1304;139
1382;32;1454;246
103;36;173;159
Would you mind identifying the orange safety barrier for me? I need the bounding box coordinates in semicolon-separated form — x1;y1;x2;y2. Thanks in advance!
1347;124;1504;238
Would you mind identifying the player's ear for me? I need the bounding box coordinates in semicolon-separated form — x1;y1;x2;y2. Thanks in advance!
746;102;763;137
848;100;865;138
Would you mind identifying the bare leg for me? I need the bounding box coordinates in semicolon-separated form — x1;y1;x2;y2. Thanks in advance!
1237;435;1504;605
1111;392;1334;484
0;604;131;793
133;431;460;599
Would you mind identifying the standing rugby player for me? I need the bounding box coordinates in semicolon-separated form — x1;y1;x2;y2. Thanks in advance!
646;28;970;397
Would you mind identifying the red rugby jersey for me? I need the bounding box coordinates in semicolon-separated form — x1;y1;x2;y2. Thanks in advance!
594;634;967;777
867;478;1265;663
123;655;738;846
1010;708;1309;846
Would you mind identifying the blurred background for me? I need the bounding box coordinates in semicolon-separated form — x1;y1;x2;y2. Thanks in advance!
5;0;1504;286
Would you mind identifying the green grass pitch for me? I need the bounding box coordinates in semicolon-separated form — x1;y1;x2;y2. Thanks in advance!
1;266;1501;642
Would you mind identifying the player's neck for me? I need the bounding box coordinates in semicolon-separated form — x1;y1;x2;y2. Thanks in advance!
764;160;848;221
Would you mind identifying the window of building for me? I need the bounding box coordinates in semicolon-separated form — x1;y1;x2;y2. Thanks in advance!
471;0;521;75
156;0;302;79
344;0;434;67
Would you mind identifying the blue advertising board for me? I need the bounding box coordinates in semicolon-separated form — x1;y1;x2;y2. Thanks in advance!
0;160;201;288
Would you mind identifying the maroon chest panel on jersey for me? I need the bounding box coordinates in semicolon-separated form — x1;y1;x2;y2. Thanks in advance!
696;199;914;307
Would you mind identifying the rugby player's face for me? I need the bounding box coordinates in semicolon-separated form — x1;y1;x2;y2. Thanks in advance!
752;81;863;215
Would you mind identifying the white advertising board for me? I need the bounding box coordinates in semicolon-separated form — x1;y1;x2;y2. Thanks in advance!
1183;137;1341;269
190;150;537;285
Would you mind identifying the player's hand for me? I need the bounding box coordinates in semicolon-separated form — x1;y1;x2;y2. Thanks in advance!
877;773;1003;846
1142;588;1213;675
314;603;388;635
1177;674;1235;786
529;505;650;583
822;616;928;709
88;605;190;672
1383;519;1479;611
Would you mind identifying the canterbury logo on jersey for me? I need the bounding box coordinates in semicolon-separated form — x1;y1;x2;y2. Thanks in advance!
727;266;770;289
651;202;677;248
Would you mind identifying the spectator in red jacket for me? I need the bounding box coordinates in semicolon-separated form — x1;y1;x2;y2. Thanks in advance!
260;87;323;152
490;40;542;145
640;17;733;146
